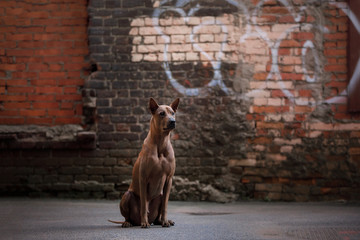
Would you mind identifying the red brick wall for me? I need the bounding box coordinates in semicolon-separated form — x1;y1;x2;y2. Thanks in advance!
0;0;89;125
1;0;360;202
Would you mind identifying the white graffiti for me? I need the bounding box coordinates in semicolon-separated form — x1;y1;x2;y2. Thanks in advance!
302;40;319;83
152;1;232;96
141;0;358;103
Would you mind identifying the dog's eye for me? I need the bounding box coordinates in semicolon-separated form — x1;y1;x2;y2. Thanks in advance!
171;112;175;116
159;112;165;117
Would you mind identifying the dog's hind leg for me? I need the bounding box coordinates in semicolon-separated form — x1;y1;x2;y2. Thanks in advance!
120;191;141;227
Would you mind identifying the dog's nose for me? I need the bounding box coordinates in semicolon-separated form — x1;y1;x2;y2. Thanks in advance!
168;119;176;129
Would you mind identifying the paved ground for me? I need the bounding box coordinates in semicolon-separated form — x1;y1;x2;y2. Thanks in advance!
1;198;360;240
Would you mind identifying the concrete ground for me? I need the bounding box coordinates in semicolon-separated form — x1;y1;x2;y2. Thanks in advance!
1;198;360;240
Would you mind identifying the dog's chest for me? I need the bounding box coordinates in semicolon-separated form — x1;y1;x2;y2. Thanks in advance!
147;155;174;199
157;154;174;175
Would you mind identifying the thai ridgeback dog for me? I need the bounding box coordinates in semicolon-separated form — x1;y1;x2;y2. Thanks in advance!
109;98;179;228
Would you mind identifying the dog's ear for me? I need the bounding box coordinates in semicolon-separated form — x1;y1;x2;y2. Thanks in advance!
149;98;159;114
170;98;180;112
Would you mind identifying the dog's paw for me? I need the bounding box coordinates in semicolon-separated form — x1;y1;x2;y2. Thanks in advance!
122;222;132;228
162;219;175;227
141;222;150;228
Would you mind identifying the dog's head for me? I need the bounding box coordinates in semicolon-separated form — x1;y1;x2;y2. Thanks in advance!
149;98;180;132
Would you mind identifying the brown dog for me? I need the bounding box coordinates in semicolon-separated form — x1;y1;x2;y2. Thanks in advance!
110;98;179;228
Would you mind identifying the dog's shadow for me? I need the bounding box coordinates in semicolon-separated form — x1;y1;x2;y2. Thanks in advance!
108;224;169;229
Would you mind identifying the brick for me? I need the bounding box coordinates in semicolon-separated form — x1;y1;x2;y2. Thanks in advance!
278;15;296;23
61;18;87;26
33;102;59;109
272;24;298;32
62;33;87;40
298;89;312;97
54;117;82;124
48;109;75;117
28;63;49;71
172;53;185;61
16;27;44;33
6;80;28;86
253;72;268;80
229;159;256;167
45;26;74;33
164;26;192;35
130;18;144;27
267;154;287;162
255;183;282;192
279;56;302;65
138;27;159;35
22;11;49;19
46;41;73;48
143;36;156;44
292;32;314;40
36;86;63;94
167;44;191;53
0;118;25;124
18;41;45;48
6;33;33;41
34;49;62;56
28;95;55;101
61;102;74;109
253;106;290;113
334;123;360;131
172;17;185;26
137;44;162;53
294;106;314;113
307;122;333;131
52;10;87;18
55;94;82;101
7;87;34;93
186;52;198;61
49;64;63;71
32;18;60;26
63;63;88;71
194;43;221;52
3;100;29;108
26;117;53;125
249;137;272;144
113;167;133;175
20;110;46;117
39;72;67;79
324;64;347;72
0;95;27;101
132;54;143;62
122;0;143;8
324;49;346;56
6;49;34;56
257;121;284;129
64;87;78;94
86;167;112;175
324;33;347;40
199;34;214;43
63;48;88;55
143;54;157;61
0;64;26;71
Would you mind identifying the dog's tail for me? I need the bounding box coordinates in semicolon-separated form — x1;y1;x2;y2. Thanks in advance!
108;219;125;224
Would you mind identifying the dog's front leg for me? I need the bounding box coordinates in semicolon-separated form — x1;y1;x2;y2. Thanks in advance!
139;175;150;228
159;177;174;227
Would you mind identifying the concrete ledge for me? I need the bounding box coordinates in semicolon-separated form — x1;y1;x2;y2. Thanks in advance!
0;125;96;149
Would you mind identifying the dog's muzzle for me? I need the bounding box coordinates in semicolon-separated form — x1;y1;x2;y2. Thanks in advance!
166;119;176;130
